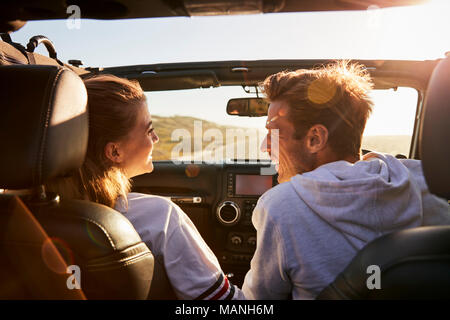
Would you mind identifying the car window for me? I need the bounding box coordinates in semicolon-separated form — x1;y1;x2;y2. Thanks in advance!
362;87;418;157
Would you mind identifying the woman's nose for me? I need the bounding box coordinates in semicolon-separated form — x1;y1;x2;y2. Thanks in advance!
260;134;271;154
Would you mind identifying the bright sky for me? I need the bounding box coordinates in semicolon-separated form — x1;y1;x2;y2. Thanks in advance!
11;0;450;136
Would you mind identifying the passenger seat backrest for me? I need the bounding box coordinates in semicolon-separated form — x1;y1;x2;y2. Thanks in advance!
419;56;450;200
0;65;154;299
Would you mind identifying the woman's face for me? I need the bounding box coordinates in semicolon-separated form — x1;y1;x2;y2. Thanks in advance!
119;102;159;178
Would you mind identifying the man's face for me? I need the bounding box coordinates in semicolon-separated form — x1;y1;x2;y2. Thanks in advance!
261;100;315;183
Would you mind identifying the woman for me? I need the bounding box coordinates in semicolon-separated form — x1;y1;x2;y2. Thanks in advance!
47;74;244;300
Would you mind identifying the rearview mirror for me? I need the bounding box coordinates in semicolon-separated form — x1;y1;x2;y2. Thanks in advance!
227;98;269;117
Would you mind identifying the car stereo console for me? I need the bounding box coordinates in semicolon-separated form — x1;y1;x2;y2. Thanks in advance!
214;165;277;285
216;173;274;226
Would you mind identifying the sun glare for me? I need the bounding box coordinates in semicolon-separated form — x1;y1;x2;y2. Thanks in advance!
374;0;450;60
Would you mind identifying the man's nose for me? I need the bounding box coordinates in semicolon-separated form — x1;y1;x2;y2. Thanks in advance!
152;132;159;144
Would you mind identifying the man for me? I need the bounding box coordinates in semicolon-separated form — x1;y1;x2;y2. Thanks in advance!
241;61;450;299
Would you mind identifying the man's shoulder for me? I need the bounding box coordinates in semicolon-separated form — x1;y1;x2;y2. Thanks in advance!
256;179;303;220
259;180;296;205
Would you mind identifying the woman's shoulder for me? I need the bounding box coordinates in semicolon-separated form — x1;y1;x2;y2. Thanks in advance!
114;192;178;214
117;192;187;233
126;192;178;211
127;192;172;203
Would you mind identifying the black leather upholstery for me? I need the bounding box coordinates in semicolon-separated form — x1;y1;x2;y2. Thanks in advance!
0;65;154;299
0;65;88;189
147;255;177;300
420;56;450;200
317;56;450;300
0;193;154;299
316;226;450;299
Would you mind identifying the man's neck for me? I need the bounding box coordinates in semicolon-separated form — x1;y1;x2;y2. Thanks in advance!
314;151;360;170
344;154;360;164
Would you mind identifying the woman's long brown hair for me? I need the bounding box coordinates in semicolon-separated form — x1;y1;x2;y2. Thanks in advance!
46;74;147;208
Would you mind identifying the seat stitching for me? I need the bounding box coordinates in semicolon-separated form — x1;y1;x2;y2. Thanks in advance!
87;250;152;269
87;243;148;264
37;68;64;184
37;207;139;250
382;254;450;271
80;216;117;250
40;209;120;250
87;252;154;271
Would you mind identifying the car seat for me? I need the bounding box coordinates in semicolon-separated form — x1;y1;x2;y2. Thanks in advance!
0;65;154;299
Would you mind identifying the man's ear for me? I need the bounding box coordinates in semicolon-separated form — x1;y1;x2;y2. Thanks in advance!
305;124;328;153
104;142;124;164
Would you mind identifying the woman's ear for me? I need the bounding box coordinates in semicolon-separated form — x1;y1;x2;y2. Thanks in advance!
104;142;124;164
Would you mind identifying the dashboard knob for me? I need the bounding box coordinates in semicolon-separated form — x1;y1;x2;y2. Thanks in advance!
231;235;243;245
216;201;241;226
247;236;256;246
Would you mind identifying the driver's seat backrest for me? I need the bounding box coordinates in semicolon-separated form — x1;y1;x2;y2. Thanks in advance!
0;65;154;299
316;56;450;299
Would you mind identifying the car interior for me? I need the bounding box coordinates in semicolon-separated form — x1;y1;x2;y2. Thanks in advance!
0;0;449;300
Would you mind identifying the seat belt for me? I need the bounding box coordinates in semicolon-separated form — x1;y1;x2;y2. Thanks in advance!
1;33;12;43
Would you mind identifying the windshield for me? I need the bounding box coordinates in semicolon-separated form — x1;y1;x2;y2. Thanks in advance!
11;0;448;162
146;86;418;161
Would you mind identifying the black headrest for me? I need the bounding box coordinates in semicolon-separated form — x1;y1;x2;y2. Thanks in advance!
0;65;88;189
420;56;450;200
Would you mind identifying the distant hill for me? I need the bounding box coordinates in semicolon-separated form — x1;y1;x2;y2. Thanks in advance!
151;115;244;161
151;115;412;160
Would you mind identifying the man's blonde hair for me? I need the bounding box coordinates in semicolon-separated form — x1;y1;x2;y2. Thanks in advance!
262;60;374;158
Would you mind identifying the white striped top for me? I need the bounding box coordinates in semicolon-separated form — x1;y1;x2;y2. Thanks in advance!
116;192;245;300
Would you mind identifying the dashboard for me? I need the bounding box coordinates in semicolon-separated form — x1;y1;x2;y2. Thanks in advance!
131;161;277;287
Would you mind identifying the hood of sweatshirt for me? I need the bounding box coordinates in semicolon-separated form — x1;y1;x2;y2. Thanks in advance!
289;152;446;249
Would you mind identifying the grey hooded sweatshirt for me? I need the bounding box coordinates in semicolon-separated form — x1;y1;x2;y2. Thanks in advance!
241;152;450;300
